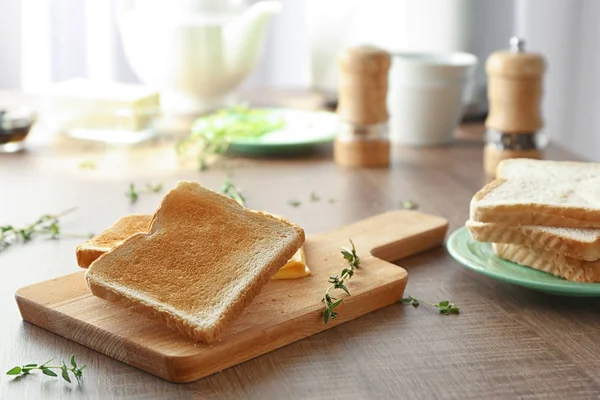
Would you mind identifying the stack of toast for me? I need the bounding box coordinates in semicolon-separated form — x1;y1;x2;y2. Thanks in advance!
78;181;306;343
466;159;600;282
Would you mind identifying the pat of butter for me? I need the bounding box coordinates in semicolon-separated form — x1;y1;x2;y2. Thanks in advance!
271;247;311;280
48;78;160;132
49;78;160;109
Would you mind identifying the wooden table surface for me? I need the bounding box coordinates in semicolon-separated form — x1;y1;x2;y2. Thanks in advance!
2;92;600;399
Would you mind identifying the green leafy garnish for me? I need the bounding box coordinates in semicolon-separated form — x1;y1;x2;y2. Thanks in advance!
309;191;320;202
126;182;164;204
221;178;246;206
176;105;286;170
6;354;86;384
401;296;459;315
287;199;301;207
126;183;139;204
0;208;91;253
399;200;418;210
322;239;361;323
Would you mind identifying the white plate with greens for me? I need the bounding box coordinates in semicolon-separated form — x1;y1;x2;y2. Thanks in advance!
183;107;339;157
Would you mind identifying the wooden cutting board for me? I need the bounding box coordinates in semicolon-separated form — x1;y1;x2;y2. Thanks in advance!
16;210;448;383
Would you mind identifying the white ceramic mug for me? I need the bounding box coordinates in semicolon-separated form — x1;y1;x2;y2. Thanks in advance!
387;52;478;146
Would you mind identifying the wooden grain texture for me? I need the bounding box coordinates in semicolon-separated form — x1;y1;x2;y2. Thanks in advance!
15;211;448;383
485;50;545;133
2;89;600;399
483;145;543;176
333;137;390;168
337;46;391;125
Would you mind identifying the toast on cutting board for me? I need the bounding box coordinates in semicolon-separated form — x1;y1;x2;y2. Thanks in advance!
492;243;600;283
470;159;600;228
77;214;310;279
76;214;153;268
86;181;305;343
466;220;600;262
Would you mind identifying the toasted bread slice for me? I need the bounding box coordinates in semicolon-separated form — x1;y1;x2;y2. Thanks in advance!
492;243;600;283
86;181;305;343
76;215;153;268
470;159;600;228
466;220;600;262
77;215;310;278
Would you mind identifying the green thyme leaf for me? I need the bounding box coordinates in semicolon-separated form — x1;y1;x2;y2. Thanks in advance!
127;182;164;204
0;208;84;254
321;239;361;323
287;200;301;207
61;363;71;383
399;200;418;210
6;367;21;375
401;296;459;315
221;178;246;206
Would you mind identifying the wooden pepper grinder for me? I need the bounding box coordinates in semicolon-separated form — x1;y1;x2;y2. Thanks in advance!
334;45;391;168
484;37;547;176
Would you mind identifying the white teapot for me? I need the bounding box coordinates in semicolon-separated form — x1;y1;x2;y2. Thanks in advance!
117;0;281;114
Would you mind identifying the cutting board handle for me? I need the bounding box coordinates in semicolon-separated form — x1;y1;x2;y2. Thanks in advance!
316;210;449;263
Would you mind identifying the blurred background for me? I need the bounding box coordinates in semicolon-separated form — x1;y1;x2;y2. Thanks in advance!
0;0;597;158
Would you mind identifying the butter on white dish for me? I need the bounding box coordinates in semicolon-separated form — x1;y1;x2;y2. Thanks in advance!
46;78;161;144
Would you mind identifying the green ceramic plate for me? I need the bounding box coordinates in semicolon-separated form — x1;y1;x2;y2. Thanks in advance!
447;227;600;297
228;108;338;156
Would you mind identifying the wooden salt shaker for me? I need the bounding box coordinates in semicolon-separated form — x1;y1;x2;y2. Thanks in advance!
334;46;391;168
484;37;546;176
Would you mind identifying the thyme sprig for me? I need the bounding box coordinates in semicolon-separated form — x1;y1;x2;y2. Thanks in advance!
221;178;246;206
126;182;164;204
0;208;90;253
6;354;86;384
402;296;460;315
322;239;361;323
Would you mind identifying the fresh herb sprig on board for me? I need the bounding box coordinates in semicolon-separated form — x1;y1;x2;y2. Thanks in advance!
321;239;361;323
